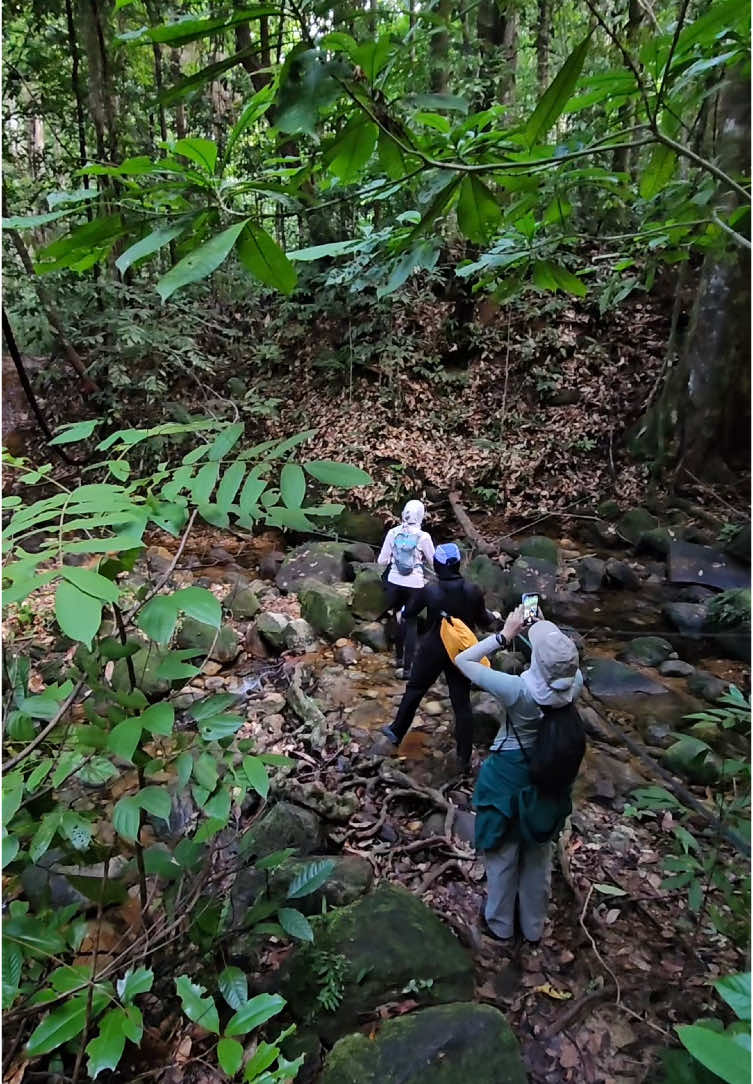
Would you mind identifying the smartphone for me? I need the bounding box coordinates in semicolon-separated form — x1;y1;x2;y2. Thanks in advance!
522;593;539;624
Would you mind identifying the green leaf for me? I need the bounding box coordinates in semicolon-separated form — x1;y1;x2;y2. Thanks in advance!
255;847;296;870
86;1009;127;1079
2;939;23;1009
277;907;314;942
303;460;372;487
137;595;178;643
174;137;218;174
2;834;20;869
218;1036;245;1076
287;859;336;900
157;220;249;302
325;117;378;184
155;651;201;680
77;757;118;785
532;260;587;297
225;993;286;1037
108;717;142;762
175;975;220;1034
112;796;141;842
115;221;191;274
216;461;246;511
124;8;276;46
404;92;468;113
236;223;297;295
55;581;103;648
457;176;501;245
61;811;92;851
378;129;407;180
639;145;677;200
26;994;91;1056
200;715;245;742
60;566;120;603
676;1025;750;1084
175;586;221;627
189;694;238;721
203;785;231;822
193;753;219;791
219;966;248;1011
287;239;362;262
114;967;153;1003
3;208;78;229
524;34;591;146
280;463;306;509
139;702;174;737
242;1039;284;1079
176;751;194;788
224;85;275;165
138;787;172;820
715;973;751;1021
592;882;627;897
242;755;269;799
49;418;100;445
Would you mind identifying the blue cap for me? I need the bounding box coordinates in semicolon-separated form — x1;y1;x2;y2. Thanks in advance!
435;542;461;564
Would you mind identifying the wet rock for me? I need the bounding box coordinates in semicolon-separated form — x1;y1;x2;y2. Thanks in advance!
668;540;750;591
507;556;557;607
343;541;377;565
353;622;388;652
281;883;475;1041
593;520;621;548
223;585;260;619
519;535;558;565
282;1031;322;1084
723;523;751;566
320;1002;526;1084
238;801;323;859
471;692;504;745
259;550;285;580
276;542;349;592
644;721;673;749
351;567;387;620
21;849;89;911
577;557;606;593
333;509;386;547
617;507;658;545
284;618;318;652
232;854;372;925
597;499;620;521
663;601;709;637
148;787;198;841
575;746;648;804
245;623;271;659
464;554;508;610
659;660;695;678
453;810;476;845
176;618;240;663
688;720;722;745
112;645;172;698
299;580;355;641
253;693;287;716
604;558;641;590
490;650;525;675
578;704;612;743
618;636;674;668
583;657;667;698
334;643;359;666
687;669;728;703
348;701;385;729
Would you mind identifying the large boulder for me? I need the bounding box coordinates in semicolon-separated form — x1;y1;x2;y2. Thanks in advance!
351;566;388;620
353;622;388;652
223;584;260;619
576;557;606;593
277;542;349;593
618;636;674;668
299;581;355;641
617;508;658;545
176;618;240;663
519;535;558;565
333;509;386;547
604;558;641;590
282;883;475;1041
256;612;290;652
238;801;323;859
583;657;667;699
320;1003;527;1084
464;554;508;610
284;618;319;653
723;523;751;566
232;855;372;925
507;556;557;608
112;644;172;698
662;602;709;638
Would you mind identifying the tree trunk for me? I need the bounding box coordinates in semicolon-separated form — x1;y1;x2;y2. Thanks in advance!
536;0;551;92
612;0;642;174
145;0;168;143
171;54;187;139
65;0;89;182
630;75;751;480
477;0;516;107
430;0;452;93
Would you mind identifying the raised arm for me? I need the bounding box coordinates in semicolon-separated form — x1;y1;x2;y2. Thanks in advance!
455;634;525;703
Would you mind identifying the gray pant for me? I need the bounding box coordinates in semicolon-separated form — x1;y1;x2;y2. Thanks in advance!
483;837;552;941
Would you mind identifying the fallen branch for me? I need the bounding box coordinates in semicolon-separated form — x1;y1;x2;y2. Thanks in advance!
3;680;85;771
448;491;496;555
418;857;462;895
543;983;617;1038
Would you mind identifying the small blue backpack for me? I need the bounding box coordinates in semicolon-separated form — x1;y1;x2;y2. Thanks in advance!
393;529;419;575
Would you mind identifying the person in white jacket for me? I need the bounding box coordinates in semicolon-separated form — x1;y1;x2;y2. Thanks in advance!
377;499;435;676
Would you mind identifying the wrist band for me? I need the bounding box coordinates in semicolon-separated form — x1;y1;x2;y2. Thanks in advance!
495;632;508;648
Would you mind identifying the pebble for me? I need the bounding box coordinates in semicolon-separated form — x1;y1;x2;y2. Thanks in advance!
659;660;695;678
423;701;443;716
334;644;358;666
335;637;350;648
256;693;286;715
202;661;223;677
204;677;226;691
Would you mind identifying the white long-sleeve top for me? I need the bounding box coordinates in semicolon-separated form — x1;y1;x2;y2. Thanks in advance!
377;525;435;589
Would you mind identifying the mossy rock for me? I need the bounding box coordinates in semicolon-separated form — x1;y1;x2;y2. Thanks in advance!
320;1002;526;1084
333;509;386;547
223;585;260;619
281;883;474;1041
351;566;387;621
617;508;658;545
238;801;323;859
618;636;674;668
723;523;751;565
636;527;677;558
232;854;372;924
663;737;720;784
299;580;355;641
276;542;349;593
256;612;290;651
519;535;558;565
597;499;620;521
176;618;240;663
112;644;172;698
506;556;557;609
464;554;508;611
353;622;388;652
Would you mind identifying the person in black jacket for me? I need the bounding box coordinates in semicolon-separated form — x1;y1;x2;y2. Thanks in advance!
381;542;497;772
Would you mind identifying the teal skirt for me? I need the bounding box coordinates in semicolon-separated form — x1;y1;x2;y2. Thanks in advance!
472;749;571;852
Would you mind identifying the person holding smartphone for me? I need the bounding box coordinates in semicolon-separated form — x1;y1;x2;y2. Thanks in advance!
453;605;583;944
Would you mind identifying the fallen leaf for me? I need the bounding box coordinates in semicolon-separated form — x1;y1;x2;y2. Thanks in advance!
605;908;620;924
175;1035;192;1064
533;982;573;1001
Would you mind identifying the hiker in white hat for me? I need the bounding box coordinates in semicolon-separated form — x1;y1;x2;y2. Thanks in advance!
453;606;584;944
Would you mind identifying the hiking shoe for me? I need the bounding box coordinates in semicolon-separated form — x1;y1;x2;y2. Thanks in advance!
394;667;405;679
380;725;399;746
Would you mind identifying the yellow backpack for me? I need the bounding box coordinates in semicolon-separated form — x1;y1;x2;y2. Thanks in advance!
440;615;490;667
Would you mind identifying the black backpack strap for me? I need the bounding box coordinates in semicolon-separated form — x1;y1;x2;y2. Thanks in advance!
505;712;531;765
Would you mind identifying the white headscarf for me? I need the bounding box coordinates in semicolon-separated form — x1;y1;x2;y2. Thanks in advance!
401;499;425;528
522;621;579;707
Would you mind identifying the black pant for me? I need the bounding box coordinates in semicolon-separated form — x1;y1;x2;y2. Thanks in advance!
382;583;420;671
391;631;474;762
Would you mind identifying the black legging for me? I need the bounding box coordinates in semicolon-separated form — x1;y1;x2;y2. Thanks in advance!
382;582;421;671
390;630;474;762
